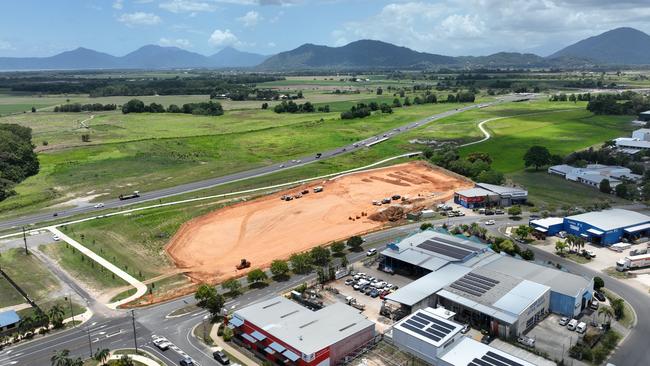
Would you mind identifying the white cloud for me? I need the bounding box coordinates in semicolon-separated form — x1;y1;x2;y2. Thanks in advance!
267;41;276;47
237;11;262;27
0;40;13;51
212;0;298;5
159;37;192;48
113;0;124;10
160;0;217;13
208;29;239;47
118;12;162;26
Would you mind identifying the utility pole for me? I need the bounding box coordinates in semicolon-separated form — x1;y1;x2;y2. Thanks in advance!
131;310;138;353
22;226;28;255
66;295;76;327
86;323;93;358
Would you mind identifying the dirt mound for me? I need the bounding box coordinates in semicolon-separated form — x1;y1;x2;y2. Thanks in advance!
369;206;404;222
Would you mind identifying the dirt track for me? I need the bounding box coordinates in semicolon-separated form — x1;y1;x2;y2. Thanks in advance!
165;161;472;283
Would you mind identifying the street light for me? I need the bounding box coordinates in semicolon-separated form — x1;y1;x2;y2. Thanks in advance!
202;314;209;343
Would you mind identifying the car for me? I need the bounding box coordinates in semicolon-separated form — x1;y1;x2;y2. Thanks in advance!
480;335;493;344
94;203;105;208
594;291;606;302
52;234;60;241
279;164;285;168
567;319;578;331
461;324;470;334
495;209;504;215
366;248;377;256
345;278;354;286
152;337;171;351
557;231;567;239
363;286;374;295
576;322;587;334
370;289;380;298
213;350;230;365
296;159;302;163
517;336;535;347
379;290;391;299
590;300;599;310
485;210;495;215
179;358;195;366
559;317;569;326
485;220;495;225
53;212;58;217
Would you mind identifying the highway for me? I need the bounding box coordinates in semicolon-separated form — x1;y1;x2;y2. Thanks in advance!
0;100;504;232
1;214;647;365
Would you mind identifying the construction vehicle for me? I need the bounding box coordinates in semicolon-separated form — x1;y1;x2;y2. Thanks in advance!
119;191;140;200
616;253;650;271
314;186;323;193
236;259;251;270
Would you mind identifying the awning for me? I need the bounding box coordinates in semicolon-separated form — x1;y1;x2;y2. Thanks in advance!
251;330;267;341
241;333;256;343
264;347;276;354
282;350;300;362
587;228;604;235
624;222;650;233
229;317;244;327
227;324;235;329
534;227;547;233
580;233;588;238
269;342;286;353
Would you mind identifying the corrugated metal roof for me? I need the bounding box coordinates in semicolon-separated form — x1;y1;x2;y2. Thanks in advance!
0;310;20;328
530;217;563;228
440;337;536;366
475;183;528;196
386;264;471;306
566;209;650;231
455;187;495;198
493;280;549;315
437;289;518;324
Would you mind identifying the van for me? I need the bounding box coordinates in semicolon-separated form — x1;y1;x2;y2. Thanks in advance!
576;322;587;334
517;336;535;348
567;319;578;331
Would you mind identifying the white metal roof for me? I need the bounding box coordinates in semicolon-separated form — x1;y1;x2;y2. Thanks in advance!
493;280;550;316
624;222;650;233
587;228;604;235
234;297;374;355
530;217;563;228
386;264;471;306
455;187;495;198
475;183;528;197
437;289;518;324
566;209;650;231
440;337;536;366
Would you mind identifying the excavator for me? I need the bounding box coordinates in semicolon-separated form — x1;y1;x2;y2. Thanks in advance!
236;258;251;270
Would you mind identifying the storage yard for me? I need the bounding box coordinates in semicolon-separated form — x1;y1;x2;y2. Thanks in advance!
165;161;472;282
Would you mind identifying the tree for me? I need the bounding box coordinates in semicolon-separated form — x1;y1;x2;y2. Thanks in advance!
514;225;532;241
222;278;242;296
261;102;269;110
270;259;290;280
555;240;568;254
594;276;605;291
247;269;268;286
477;170;504;185
420;223;433;231
346;236;364;252
523;146;551;170
521;248;535;261
289;252;312;274
599;179;612;194
376;87;383;95
508;206;522;218
598;305;614;324
51;349;72;366
116;355;135;366
310;246;331;266
615;183;628;198
330;241;345;256
195;284;225;322
611;298;625;320
31;106;36;113
94;348;110;365
121;99;145;114
48;304;65;329
340;255;349;268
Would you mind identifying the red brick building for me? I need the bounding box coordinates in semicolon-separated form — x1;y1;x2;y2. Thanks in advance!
228;296;375;366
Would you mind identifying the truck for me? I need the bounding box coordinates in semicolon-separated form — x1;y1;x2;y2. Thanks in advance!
315;153;322;159
616;253;650;271
118;191;140;200
313;186;323;193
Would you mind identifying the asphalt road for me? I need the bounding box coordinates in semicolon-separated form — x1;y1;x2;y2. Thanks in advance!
0;100;505;233
2;214;647;365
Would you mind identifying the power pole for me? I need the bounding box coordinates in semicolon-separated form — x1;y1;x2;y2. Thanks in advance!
131;310;138;353
66;295;76;327
86;323;93;358
22;227;28;255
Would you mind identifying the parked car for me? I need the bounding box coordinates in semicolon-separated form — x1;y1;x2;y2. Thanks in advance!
52;234;60;241
480;335;493;344
594;291;606;302
363;286;374;295
461;324;470;334
485;220;495;225
213;350;230;365
557;231;567;239
517;336;535;347
94;203;105;208
485;210;495;215
495;209;504;215
590;300;599;310
576;322;587;334
345;279;354;286
559;317;569;326
370;289;380;298
366;248;377;256
567;319;578;331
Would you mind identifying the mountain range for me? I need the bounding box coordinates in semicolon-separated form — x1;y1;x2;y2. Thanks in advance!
1;27;650;71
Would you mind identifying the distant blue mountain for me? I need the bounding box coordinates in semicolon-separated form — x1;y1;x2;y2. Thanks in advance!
548;27;650;65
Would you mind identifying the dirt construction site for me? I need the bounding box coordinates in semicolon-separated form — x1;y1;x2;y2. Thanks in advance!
165;161;472;283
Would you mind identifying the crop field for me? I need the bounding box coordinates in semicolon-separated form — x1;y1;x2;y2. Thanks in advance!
0;102;462;216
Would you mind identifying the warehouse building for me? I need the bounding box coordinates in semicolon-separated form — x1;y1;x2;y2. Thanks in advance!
563;209;650;246
229;296;375;366
638;111;650;122
529;217;564;237
392;307;535;366
548;164;640;188
453;183;527;208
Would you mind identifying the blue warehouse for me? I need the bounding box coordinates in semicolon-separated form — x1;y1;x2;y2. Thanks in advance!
563;209;650;246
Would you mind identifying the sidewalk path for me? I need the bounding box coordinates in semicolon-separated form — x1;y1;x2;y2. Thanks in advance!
47;227;147;309
210;324;258;366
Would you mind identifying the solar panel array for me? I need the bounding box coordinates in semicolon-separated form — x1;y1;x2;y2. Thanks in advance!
450;272;500;297
468;351;525;366
399;311;457;344
416;237;477;260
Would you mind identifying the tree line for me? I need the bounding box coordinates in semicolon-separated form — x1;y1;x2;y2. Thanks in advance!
0;124;39;202
586;92;650;115
121;99;224;116
53;103;117;112
425;147;504;185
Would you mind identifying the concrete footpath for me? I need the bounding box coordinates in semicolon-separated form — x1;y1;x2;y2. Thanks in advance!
210;324;258;366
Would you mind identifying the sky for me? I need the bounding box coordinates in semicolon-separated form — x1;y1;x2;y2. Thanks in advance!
2;0;650;58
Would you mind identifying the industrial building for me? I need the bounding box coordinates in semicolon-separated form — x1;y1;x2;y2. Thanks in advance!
229;296;375;366
548;164;641;188
380;230;593;336
392;307;535;366
531;209;650;246
0;310;20;334
453;183;528;208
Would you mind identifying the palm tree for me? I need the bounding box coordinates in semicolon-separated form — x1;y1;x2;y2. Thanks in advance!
117;354;134;366
18;316;35;337
51;349;72;366
598;305;614;324
49;304;65;329
94;348;110;365
34;310;50;331
555;240;568;255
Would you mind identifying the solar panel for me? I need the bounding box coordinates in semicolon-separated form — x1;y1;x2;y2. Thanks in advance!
470;359;495;366
479;355;509;366
416;239;475;260
450;272;500;297
430;236;481;252
485;352;525;366
462;275;497;288
401;322;442;342
456;278;492;292
450;283;483;297
466;272;500;285
400;311;460;344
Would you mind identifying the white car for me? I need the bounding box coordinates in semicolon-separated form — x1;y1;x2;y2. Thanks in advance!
485;220;495;225
152;337;171;351
559;317;569;326
52;234;60;241
366;248;377;256
94;203;104;208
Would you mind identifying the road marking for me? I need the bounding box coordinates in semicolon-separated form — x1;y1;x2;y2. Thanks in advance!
106;329;123;338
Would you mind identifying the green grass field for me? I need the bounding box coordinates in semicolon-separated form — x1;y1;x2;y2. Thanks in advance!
0;248;62;308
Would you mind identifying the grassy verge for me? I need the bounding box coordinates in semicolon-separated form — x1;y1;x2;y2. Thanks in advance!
0;248;62;308
111;273;191;304
564;253;592;264
17;298;86;320
602;288;636;328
